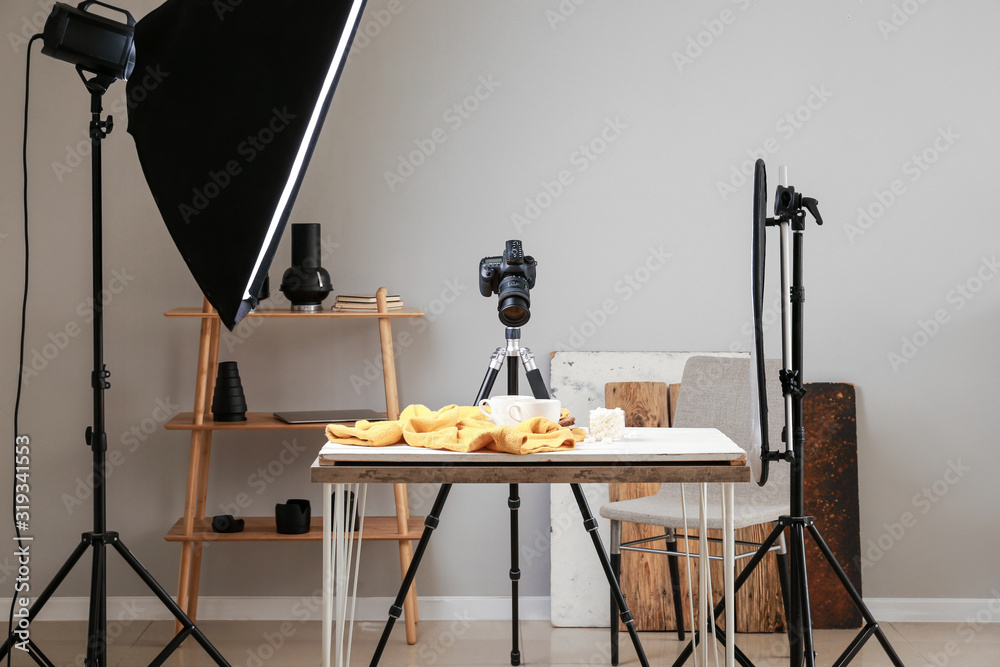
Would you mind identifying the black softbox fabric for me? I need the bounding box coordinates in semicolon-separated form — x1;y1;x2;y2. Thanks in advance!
127;0;367;329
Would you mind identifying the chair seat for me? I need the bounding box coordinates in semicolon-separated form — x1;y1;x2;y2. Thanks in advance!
600;485;789;531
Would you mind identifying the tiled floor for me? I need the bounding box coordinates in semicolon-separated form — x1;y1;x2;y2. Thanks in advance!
4;619;993;666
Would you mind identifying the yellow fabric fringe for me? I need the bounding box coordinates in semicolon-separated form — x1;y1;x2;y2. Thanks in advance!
325;404;585;455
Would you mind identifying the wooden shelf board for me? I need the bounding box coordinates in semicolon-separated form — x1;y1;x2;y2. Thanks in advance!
165;515;424;542
165;307;424;319
164;412;386;431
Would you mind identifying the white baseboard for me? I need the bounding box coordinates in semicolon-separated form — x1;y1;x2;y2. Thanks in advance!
865;596;1000;623
2;596;552;622
5;596;997;623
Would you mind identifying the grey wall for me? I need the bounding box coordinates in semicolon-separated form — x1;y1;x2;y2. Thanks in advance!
1;0;997;606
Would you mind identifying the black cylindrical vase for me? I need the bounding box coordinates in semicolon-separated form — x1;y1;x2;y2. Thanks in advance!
279;223;332;311
275;499;311;535
211;361;247;422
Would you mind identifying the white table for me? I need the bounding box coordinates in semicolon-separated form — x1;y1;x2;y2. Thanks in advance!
311;427;749;667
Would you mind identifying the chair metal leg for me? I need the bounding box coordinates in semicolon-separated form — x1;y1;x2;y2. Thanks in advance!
610;520;621;666
665;529;686;642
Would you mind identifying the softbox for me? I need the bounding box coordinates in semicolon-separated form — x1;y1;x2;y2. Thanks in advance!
127;0;367;329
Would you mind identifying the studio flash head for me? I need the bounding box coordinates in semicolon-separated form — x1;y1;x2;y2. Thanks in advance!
479;239;537;327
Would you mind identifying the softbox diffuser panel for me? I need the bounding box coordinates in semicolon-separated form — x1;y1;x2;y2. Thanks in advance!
127;0;367;329
749;158;769;486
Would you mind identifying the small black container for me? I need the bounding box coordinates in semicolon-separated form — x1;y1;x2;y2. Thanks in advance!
275;499;311;535
211;361;247;422
211;515;245;534
333;489;362;528
279;223;332;311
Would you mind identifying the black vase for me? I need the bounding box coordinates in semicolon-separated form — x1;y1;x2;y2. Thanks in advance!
211;361;247;422
279;223;332;311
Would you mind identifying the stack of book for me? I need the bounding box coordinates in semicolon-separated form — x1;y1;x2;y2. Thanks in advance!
333;294;403;311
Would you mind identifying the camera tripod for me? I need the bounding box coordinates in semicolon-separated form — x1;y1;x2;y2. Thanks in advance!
368;326;651;667
1;73;228;667
672;166;904;667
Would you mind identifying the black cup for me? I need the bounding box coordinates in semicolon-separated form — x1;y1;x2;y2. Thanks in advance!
275;499;311;535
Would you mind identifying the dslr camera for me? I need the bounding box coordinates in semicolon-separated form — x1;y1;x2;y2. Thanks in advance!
479;240;537;327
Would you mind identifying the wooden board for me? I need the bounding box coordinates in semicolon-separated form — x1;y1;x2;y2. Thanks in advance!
803;383;862;628
606;382;671;631
164;515;424;542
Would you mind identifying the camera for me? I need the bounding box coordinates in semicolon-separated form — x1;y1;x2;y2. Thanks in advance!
479;240;537;327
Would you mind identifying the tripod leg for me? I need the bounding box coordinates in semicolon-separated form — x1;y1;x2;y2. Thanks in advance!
805;524;906;667
508;484;521;666
791;524;816;667
370;484;452;666
0;536;90;659
787;525;803;667
109;535;230;666
775;528;791;630
86;537;107;666
569;484;649;667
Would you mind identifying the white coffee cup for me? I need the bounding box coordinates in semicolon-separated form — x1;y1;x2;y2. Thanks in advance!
478;395;533;427
507;398;561;424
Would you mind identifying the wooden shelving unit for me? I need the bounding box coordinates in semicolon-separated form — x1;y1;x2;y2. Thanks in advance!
166;288;425;644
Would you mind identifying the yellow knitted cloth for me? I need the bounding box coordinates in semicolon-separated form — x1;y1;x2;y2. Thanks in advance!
325;404;584;455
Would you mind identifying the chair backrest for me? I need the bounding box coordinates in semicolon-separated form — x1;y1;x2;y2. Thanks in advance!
672;355;789;498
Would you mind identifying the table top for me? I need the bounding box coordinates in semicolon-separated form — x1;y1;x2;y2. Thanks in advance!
311;428;750;484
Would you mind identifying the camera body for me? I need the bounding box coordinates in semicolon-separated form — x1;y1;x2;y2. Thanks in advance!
479;240;537;327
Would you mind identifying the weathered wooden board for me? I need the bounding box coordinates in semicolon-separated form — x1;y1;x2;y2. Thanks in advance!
803;383;862;628
606;382;670;631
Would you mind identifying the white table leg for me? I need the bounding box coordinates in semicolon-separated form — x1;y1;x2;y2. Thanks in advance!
323;483;333;667
698;483;710;667
724;483;735;667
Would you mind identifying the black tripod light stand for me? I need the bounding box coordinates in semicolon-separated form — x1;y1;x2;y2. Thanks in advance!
1;72;229;667
672;162;905;667
368;321;652;667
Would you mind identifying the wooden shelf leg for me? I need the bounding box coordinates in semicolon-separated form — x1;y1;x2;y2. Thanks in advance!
377;288;419;643
175;299;215;635
187;317;221;624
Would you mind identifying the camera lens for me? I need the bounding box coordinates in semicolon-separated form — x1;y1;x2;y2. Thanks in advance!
497;275;530;327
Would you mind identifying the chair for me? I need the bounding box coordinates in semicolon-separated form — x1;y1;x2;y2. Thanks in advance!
599;355;790;664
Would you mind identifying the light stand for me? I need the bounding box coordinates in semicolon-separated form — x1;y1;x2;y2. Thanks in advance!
367;326;652;667
671;166;905;667
0;71;229;667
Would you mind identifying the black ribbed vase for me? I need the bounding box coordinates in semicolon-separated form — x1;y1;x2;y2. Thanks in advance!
211;361;247;422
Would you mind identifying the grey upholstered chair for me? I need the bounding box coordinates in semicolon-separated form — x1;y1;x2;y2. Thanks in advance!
599;355;789;662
